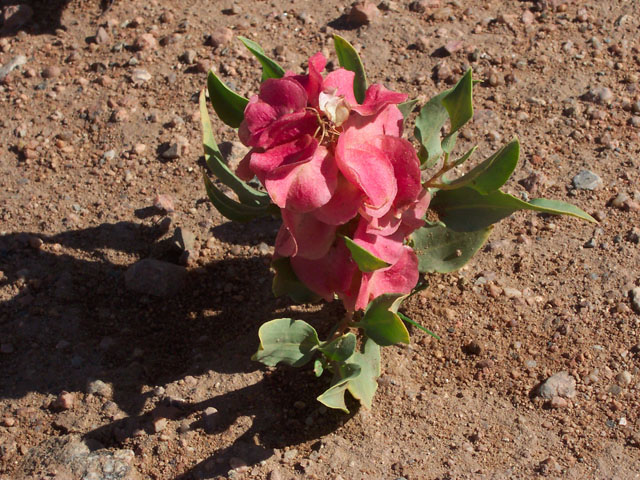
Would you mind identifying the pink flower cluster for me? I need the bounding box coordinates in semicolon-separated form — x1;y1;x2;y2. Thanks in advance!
237;53;429;312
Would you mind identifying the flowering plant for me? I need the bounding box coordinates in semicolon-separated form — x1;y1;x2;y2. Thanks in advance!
200;36;594;412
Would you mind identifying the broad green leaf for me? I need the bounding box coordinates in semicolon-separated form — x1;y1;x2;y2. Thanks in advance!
271;257;322;304
411;223;492;273
414;90;450;168
441;131;458;155
451;145;477;169
252;318;319;367
317;363;361;413
203;172;273;222
341;235;390;273
207;70;249;128
398;99;419;120
333;35;367;104
397;312;441;340
360;294;410;346
238;36;286;81
446;139;520;194
345;337;380;409
432;187;596;232
442;69;473;133
319;333;357;363
199;90;270;207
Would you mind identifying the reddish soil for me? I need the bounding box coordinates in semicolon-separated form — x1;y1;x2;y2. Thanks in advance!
1;0;639;479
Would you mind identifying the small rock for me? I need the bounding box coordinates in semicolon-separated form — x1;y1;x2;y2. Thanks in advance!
132;143;147;155
94;26;110;45
153;417;168;433
414;35;430;52
346;1;380;26
548;396;568;409
521;9;535;24
0;55;28;80
588;86;614;105
180;49;197;64
503;287;522;298
131;68;152;84
42;66;62;79
616;370;632;386
52;392;75;411
444;40;463;55
86;380;112;398
611;193;630;209
134;33;157;51
229;457;248;470
409;0;440;13
538;371;576;399
282;448;298;462
153;194;175;213
162;139;188;159
2;3;34;31
124;259;188;297
629;287;640;313
209;28;234;49
572;170;602;190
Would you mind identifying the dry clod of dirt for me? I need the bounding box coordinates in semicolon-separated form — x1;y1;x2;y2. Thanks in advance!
538;371;577;399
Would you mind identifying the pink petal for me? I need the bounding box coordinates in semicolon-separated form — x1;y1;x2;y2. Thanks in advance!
254;110;318;149
364;210;402;236
340;104;404;146
258;77;308;117
241;95;277;146
353;218;405;265
354;246;419;310
275;224;297;257
313;174;363;225
335;140;397;218
351;84;407;116
290;240;356;301
281;210;336;260
265;145;337;213
235;149;254;181
249;135;317;184
369;136;421;209
323;68;357;106
397;189;431;236
291;52;326;107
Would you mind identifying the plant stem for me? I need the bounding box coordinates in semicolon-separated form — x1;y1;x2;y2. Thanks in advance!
423;153;457;189
332;311;354;339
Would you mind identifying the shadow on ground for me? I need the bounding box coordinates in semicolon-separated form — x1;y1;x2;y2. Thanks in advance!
0;219;351;478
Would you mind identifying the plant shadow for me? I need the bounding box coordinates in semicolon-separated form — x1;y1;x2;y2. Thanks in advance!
0;219;352;478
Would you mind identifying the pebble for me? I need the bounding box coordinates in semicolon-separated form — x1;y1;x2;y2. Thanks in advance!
153;417;168;433
52;391;75;411
588;86;614;105
209;28;234;49
131;68;152;84
444;40;463;55
347;1;380;26
86;379;113;398
414;35;430;52
124;259;188;297
538;371;576;399
616;370;632;386
0;54;28;80
134;33;157;51
630;287;640;313
153;193;175;213
521;9;534;24
42;65;61;79
180;49;197;64
549;396;568;409
2;3;34;31
94;26;110;45
162;138;188;159
409;0;440;13
572;170;602;190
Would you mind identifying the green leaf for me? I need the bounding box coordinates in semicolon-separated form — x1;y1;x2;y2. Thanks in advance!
450;145;477;169
341;235;390;273
238;36;286;81
345;337;380;409
398;99;419;120
199;90;270;207
414;90;450;167
203;171;273;222
207;70;249;128
360;294;410;346
271;257;322;304
333;34;367;104
319;333;357;363
397;312;441;340
446;139;520;194
252;318;319;367
411;223;492;273
317;363;361;413
442;69;473;133
441;131;458;155
432;187;596;232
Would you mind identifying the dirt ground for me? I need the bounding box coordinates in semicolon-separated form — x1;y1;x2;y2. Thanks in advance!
1;0;639;478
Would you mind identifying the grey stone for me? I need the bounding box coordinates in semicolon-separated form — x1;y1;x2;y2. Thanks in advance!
124;259;187;297
572;170;602;190
630;287;640;313
538;371;576;399
0;55;27;80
